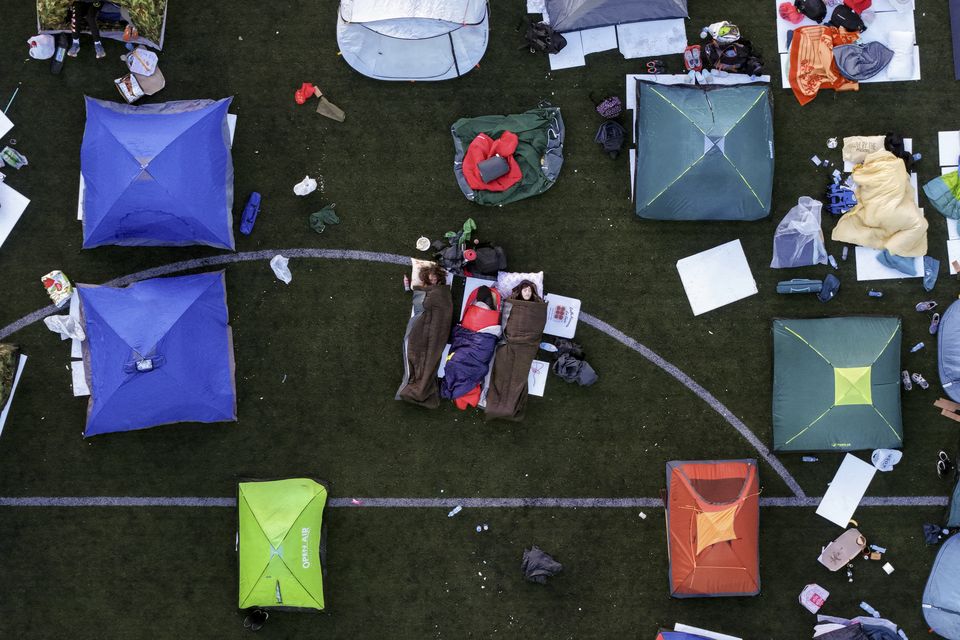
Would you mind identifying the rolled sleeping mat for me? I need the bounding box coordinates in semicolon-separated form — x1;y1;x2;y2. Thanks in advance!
776;278;823;294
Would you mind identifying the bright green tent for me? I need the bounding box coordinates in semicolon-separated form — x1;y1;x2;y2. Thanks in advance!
772;317;902;452
238;478;328;611
633;81;773;221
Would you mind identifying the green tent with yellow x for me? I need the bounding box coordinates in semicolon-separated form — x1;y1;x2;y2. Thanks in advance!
772;317;903;452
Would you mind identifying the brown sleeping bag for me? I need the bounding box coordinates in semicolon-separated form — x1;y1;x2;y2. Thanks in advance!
397;284;453;408
484;299;547;421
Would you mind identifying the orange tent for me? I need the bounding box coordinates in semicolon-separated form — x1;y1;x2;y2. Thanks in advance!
665;459;760;598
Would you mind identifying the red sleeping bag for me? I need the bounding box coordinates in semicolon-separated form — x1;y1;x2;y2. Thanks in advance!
463;132;523;192
452;287;502;410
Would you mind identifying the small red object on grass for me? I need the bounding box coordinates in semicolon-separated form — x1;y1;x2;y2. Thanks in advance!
294;82;316;105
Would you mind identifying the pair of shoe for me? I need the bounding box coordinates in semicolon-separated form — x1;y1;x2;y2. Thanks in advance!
938;451;954;479
916;302;941;334
67;40;106;59
243;610;268;631
902;370;929;390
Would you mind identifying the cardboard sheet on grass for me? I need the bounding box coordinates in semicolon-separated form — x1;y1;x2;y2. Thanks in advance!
816;454;878;527
676;240;757;316
0;355;26;437
776;0;921;88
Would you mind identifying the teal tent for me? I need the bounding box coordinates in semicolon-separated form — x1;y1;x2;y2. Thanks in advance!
634;81;773;221
923;533;960;639
772;317;902;452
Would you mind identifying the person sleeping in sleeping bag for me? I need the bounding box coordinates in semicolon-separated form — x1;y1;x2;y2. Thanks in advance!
440;285;502;409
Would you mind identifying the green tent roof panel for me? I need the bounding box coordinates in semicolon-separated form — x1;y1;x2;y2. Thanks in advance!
238;478;328;612
634;81;773;221
772;317;902;452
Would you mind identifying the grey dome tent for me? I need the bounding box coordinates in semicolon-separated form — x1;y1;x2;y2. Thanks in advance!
634;81;774;221
544;0;687;32
939;300;960;403
337;0;489;81
923;533;960;639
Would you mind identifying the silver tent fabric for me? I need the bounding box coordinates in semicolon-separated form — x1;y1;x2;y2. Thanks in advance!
544;0;688;33
337;0;489;81
834;42;895;81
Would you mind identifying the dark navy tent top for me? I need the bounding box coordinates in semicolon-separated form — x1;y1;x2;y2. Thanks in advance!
78;271;237;436
81;97;235;249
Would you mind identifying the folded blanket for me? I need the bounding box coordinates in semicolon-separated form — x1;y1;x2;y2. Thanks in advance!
485;299;547;422
790;26;860;105
397;285;453;408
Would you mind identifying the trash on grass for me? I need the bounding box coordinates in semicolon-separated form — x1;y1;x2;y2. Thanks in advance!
309;204;340;234
41;270;72;308
799;583;829;613
447;505;462;517
0;147;27;169
43;315;85;342
883;562;895;574
416;236;431;252
270;255;292;284
28;35;55;59
871;448;903;472
294;175;317;196
522;545;563;584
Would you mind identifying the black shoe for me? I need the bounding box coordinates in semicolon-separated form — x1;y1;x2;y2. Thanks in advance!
938;451;953;479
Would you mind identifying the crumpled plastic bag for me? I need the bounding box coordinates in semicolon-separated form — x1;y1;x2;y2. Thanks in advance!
772;197;828;268
871;448;902;472
43;315;85;342
270;255;292;284
28;35;55;60
293;175;317;196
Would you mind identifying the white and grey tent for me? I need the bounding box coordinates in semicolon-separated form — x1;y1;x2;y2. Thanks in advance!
543;0;688;32
337;0;489;81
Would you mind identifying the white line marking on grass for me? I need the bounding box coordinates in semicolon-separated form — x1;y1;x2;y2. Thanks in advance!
0;248;800;497
0;496;947;508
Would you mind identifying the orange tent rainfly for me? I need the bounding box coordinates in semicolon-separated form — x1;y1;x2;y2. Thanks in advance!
665;459;760;598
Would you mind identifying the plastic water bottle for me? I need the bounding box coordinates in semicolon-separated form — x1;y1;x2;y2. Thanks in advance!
402;274;411;291
842;246;849;261
802;456;819;462
911;342;925;353
868;290;883;298
828;255;838;269
860;601;880;618
447;505;462;517
870;544;887;553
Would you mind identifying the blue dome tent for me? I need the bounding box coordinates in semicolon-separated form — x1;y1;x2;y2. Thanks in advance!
80;97;235;249
77;271;237;437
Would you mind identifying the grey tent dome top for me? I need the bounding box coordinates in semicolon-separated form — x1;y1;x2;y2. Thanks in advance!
545;0;688;33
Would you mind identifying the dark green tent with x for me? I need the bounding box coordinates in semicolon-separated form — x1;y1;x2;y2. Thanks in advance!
633;81;773;221
772;317;903;452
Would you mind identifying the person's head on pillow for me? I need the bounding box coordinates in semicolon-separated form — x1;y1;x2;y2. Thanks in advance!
511;279;542;302
418;264;447;287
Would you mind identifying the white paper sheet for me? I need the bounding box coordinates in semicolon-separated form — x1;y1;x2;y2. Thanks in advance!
676;240;758;316
528;360;548;397
71;360;90;397
543;293;580;339
581;26;618;55
674;624;743;640
938;131;960;167
854;246;922;280
0;181;30;248
0;355;26;436
0;110;13;139
816;454;878;527
616;19;687;59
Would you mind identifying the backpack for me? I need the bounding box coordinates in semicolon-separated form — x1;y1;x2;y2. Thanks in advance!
525;21;567;54
795;0;827;22
828;5;867;31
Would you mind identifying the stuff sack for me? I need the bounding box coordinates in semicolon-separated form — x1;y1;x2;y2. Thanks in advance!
827;5;867;32
525;21;567;55
795;0;827;22
27;34;55;59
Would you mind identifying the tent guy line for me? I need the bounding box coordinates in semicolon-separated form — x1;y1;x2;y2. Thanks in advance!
0;248;804;495
0;495;946;508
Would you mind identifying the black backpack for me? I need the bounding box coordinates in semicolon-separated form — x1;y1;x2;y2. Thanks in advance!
525;21;567;54
827;5;867;32
795;0;827;22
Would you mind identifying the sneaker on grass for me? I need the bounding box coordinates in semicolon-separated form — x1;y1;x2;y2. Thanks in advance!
902;369;913;390
912;372;930;390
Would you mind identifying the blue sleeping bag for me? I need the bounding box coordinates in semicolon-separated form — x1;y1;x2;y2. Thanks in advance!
441;326;498;401
940;301;960;403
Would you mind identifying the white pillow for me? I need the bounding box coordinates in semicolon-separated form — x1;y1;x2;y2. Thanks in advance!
496;271;544;299
884;31;915;81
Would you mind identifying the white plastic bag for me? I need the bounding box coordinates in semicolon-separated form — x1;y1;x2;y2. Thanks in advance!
871;448;903;472
28;35;55;60
771;197;828;268
293;175;317;196
43;315;86;341
270;255;292;284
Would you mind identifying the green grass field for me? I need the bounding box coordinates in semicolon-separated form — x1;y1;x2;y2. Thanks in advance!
1;1;958;638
